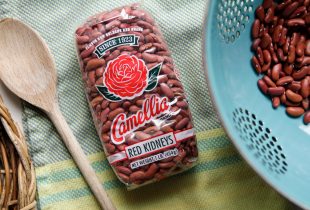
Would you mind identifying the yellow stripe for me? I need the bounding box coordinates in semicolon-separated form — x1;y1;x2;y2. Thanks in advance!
35;152;106;176
38;144;237;197
43;196;99;210
35;128;226;177
42;162;289;210
196;127;226;140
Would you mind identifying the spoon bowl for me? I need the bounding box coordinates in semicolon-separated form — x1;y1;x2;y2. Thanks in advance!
0;18;56;112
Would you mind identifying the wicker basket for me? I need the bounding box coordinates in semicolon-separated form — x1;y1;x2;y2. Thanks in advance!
0;97;36;210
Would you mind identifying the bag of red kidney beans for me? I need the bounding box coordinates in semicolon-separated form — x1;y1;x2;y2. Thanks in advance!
75;3;198;189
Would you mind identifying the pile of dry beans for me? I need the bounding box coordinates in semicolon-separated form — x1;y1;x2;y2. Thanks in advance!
251;0;310;124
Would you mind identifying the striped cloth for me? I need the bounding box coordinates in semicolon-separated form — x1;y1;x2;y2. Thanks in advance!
0;0;292;209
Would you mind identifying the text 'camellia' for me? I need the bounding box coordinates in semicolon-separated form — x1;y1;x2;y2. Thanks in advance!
111;95;171;144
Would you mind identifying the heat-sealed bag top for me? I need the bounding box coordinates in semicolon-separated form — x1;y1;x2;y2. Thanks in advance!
75;4;198;189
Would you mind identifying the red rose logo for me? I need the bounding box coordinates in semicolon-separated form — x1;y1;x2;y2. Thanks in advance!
96;54;162;102
104;55;148;99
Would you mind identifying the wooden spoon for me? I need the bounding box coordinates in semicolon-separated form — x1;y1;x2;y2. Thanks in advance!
0;18;116;210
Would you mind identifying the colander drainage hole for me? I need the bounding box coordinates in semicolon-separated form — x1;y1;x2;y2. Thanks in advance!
217;0;254;43
232;108;288;175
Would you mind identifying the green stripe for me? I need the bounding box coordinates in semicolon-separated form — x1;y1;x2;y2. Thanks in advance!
36;159;110;184
37;135;231;185
39;154;241;207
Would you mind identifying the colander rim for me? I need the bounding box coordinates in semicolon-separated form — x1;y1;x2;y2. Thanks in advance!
201;1;307;209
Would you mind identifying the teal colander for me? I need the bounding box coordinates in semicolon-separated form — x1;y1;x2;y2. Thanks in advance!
203;0;309;208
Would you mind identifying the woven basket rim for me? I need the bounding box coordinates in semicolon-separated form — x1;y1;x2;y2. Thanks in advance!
0;97;36;210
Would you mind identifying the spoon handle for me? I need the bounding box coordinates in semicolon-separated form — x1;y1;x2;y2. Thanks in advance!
47;103;116;210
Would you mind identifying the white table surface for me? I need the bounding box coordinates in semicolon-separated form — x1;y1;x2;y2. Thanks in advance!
0;80;24;132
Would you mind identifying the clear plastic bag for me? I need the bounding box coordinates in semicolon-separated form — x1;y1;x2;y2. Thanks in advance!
75;3;198;189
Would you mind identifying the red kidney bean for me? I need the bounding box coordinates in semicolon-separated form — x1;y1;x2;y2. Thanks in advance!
109;102;121;110
144;163;159;179
269;44;279;63
116;166;132;176
263;49;272;64
144;126;159;135
175;118;190;130
288;81;302;92
80;45;95;59
268;87;285;96
272;25;282;43
173;149;186;162
105;143;116;154
160;83;174;99
100;107;110;123
265;7;275;23
291;33;300;47
304;111;310;124
263;0;273;9
276;76;293;86
302;98;309;110
272;97;281;108
296;55;305;63
293;66;309;80
258;79;268;94
88;71;96;85
262;63;271;73
256;47;264;65
261;33;272;49
279;27;287;46
252;56;262;73
252;19;260;39
118;173;130;183
286;89;303;103
277;48;286;62
129;171;145;182
280;93;287;104
256;6;265;21
76;5;198;189
306;14;310;24
176;101;188;109
299;56;310;67
283;2;299;17
301;77;309;98
271;64;282;81
286;107;305;117
135;131;151;140
288;45;296;63
158;162;175;169
108;108;125;120
76;35;90;44
305;40;310;55
91;96;103;108
101;134;110;143
252;38;261;51
263;75;277;87
283;64;294;75
290;18;306;26
285;100;301;107
289;6;306;18
283;37;290;54
296;41;305;57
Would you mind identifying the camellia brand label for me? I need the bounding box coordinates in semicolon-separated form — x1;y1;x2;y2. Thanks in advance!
111;95;171;145
94;35;139;58
92;42;196;169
